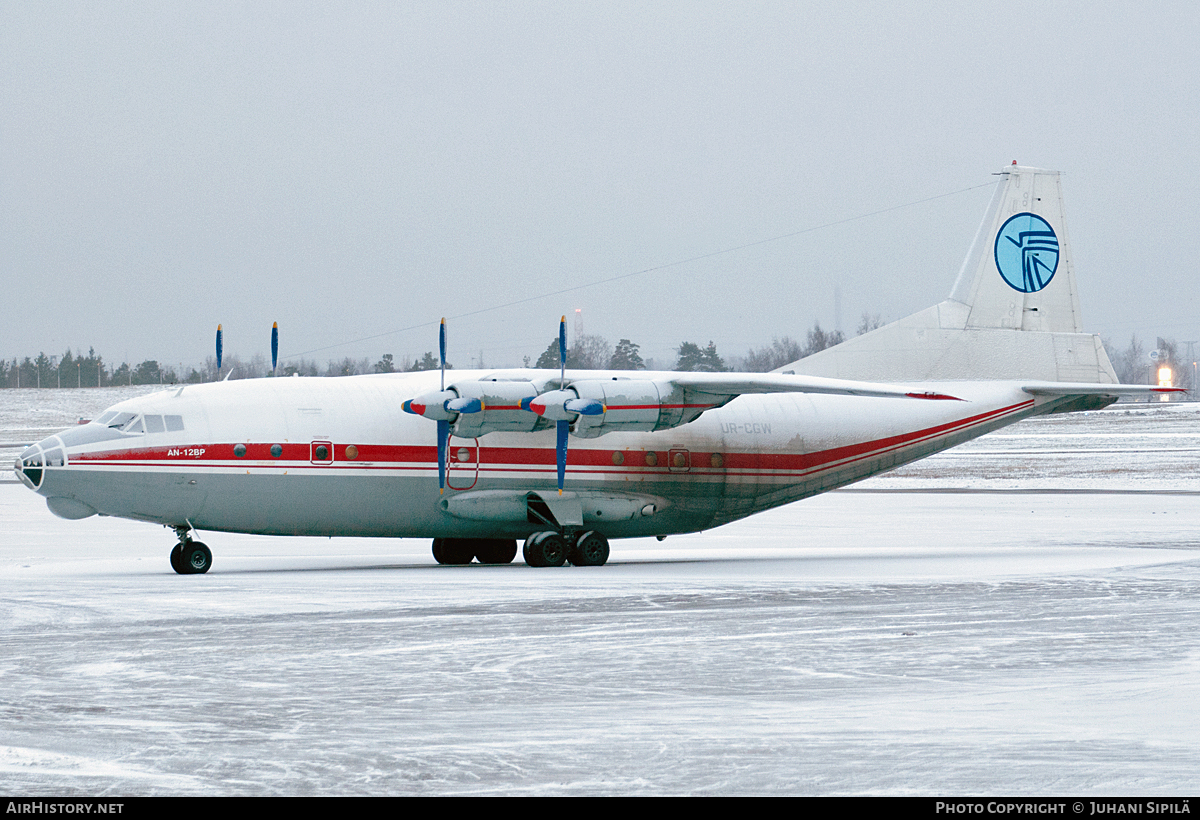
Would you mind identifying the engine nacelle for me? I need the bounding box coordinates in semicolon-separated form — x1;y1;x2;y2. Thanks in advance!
568;379;669;438
447;379;541;437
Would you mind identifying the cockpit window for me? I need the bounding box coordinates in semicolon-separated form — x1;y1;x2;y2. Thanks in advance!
97;411;183;434
106;412;136;430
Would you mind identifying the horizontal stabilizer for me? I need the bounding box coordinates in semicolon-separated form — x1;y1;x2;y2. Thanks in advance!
1021;382;1185;397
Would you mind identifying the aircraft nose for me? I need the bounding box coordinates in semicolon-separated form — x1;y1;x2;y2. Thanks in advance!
15;438;66;492
15;444;44;490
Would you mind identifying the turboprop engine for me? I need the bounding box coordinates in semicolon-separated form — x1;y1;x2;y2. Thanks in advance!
401;317;726;494
406;376;711;438
531;379;693;438
441;379;541;438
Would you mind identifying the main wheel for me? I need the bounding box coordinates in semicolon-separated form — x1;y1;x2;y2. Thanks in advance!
170;544;187;575
568;531;610;567
432;538;474;565
523;532;567;567
432;538;449;564
182;542;212;574
474;539;518;564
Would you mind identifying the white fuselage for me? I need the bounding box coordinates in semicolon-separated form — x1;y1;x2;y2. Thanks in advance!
17;369;1051;540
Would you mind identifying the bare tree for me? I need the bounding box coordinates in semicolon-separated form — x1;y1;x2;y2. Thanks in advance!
743;337;804;372
804;322;844;356
571;334;613;370
857;313;883;335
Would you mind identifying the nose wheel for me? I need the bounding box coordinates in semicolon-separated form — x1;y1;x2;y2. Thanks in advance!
170;528;212;575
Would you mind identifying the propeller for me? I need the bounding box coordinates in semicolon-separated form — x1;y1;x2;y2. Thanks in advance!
403;315;605;497
400;318;455;493
271;322;278;375
517;317;607;494
556;316;568;494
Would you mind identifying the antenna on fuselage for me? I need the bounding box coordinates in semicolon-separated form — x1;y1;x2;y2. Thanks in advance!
271;322;279;376
215;324;223;381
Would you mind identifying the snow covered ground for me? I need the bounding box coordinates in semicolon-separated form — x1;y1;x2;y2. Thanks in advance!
2;388;1199;794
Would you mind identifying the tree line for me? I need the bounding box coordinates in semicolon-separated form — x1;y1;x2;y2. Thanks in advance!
0;316;874;388
16;317;1186;390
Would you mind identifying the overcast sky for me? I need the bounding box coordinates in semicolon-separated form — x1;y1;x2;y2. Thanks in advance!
3;1;1198;370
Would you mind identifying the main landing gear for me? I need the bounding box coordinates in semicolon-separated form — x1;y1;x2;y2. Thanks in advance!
522;530;610;567
430;531;610;567
432;538;519;565
170;526;212;575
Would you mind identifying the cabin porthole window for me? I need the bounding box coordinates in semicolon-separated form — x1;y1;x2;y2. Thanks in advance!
612;451;624;465
270;444;283;458
644;451;658;467
233;444;247;458
345;445;359;460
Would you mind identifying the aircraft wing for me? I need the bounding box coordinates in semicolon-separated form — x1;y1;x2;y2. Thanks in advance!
667;372;963;401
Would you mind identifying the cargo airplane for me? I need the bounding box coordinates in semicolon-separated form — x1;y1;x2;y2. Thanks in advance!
14;164;1174;573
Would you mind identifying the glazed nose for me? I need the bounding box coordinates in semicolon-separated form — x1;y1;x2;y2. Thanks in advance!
15;445;44;489
15;439;65;491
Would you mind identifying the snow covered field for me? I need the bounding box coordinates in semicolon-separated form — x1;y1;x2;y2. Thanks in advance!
2;388;1199;795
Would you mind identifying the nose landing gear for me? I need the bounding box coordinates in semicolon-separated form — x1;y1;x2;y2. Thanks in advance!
170;526;212;575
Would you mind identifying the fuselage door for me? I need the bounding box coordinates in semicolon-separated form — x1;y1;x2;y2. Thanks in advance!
447;435;480;490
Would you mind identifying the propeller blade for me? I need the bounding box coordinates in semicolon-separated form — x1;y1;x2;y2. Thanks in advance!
556;419;569;494
445;396;483;414
215;324;223;372
271;322;278;374
437;419;449;494
439;317;447;391
558;315;567;382
564;398;604;416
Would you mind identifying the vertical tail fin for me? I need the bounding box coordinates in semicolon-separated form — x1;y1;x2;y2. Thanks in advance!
786;163;1118;384
948;164;1083;333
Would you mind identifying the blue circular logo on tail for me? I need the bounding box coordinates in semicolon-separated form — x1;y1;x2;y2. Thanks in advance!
994;212;1059;293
